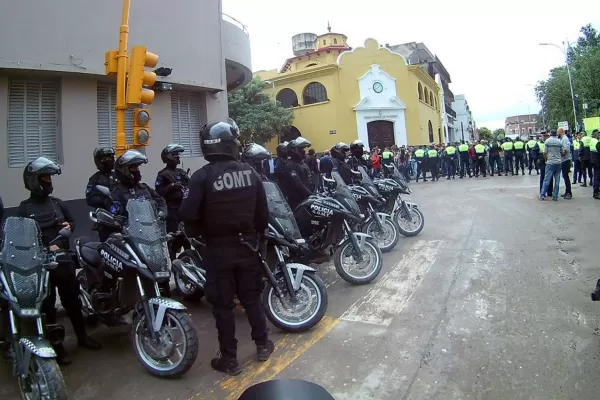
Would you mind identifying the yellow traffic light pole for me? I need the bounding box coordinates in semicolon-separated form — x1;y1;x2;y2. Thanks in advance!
115;0;131;157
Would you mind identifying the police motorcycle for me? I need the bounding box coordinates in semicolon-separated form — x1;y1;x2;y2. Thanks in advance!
348;167;400;253
74;188;199;378
245;181;328;333
0;217;69;399
294;172;383;285
375;164;424;237
167;224;206;301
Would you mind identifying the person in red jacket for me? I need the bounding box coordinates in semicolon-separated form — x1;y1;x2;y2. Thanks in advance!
370;150;382;177
468;144;478;178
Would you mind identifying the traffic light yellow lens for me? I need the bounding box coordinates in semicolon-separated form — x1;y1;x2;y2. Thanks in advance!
136;110;150;125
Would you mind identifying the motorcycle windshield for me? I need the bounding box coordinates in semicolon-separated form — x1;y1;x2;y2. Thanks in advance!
0;217;46;309
388;164;409;190
264;181;302;241
331;172;361;215
357;165;381;197
124;199;170;273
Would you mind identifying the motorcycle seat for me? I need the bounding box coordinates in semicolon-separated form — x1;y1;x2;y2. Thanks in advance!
79;239;103;267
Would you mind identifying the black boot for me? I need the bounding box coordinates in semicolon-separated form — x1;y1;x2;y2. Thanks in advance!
54;343;72;366
211;350;241;376
256;340;275;362
77;335;102;351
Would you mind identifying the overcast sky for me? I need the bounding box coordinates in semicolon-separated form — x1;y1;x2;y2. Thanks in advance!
223;0;600;130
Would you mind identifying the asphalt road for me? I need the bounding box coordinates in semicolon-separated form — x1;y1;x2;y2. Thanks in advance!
2;174;600;400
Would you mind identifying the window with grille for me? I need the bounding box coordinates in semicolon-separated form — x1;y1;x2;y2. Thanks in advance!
303;82;328;105
96;83;134;148
171;92;205;157
7;79;60;167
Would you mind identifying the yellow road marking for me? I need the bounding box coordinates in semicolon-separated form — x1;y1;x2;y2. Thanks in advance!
189;316;340;400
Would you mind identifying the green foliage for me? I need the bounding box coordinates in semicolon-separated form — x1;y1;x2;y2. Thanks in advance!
228;77;294;145
536;24;600;130
477;127;492;141
492;128;506;140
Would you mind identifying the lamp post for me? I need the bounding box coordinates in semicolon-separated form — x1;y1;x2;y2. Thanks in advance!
539;41;578;131
264;80;276;98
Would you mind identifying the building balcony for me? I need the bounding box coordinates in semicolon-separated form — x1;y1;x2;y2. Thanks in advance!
222;13;252;92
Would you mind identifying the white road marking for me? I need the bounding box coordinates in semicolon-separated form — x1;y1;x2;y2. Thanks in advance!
340;240;446;326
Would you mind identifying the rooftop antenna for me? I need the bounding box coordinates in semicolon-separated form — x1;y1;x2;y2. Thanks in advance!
327;21;331;33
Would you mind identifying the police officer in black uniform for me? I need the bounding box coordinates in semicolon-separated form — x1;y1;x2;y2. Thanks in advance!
273;142;288;185
348;140;370;171
86;147;119;241
17;157;101;365
179;120;272;376
242;143;271;181
331;142;354;184
155;144;189;259
279;137;314;209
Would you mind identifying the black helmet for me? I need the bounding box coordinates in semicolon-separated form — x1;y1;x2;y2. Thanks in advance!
330;142;350;160
23;157;61;196
276;141;289;158
350;140;365;157
287;137;311;161
200;118;240;162
161;143;185;164
115;150;148;184
243;143;270;162
93;147;116;171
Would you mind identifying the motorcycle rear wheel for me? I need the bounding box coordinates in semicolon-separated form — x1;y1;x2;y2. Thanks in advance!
262;272;328;333
18;356;68;400
175;250;204;301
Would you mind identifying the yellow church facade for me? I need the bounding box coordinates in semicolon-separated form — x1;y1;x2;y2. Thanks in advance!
255;32;444;152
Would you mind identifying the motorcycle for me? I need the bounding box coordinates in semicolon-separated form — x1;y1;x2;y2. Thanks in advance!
375;164;425;237
294;172;383;285
74;191;198;378
168;227;206;301
349;168;400;253
0;217;69;399
247;181;328;333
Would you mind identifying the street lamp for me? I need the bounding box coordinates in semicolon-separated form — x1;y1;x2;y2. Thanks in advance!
264;80;276;98
539;41;578;131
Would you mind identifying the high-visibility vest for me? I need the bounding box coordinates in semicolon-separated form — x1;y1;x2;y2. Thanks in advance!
502;142;513;151
514;141;524;150
475;144;485;154
526;140;537;150
458;144;469;152
428;150;438;158
591;138;599;152
445;146;456;155
573;140;580;150
415;149;425;158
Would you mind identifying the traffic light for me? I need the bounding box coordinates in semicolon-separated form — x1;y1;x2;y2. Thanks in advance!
133;108;151;146
126;46;159;105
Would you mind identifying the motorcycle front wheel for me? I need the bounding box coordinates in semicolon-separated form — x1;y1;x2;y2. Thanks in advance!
262;271;328;333
18;356;68;400
334;237;383;285
395;206;425;237
131;309;198;378
361;217;400;253
175;250;205;301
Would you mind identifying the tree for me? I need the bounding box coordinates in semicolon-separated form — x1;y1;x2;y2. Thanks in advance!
228;77;294;145
492;128;506;140
477;127;492;141
536;23;600;130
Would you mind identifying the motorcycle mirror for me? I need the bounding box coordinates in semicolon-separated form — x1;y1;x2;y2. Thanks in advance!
58;228;72;238
96;185;111;197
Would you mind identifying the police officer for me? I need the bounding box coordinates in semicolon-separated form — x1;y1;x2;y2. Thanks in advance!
18;157;101;365
279;137;314;210
580;132;594;186
513;137;526;175
155;144;189;259
443;143;457;180
590;129;600;199
86;147;119;241
179;120;272;376
273;142;289;185
526;136;539;175
427;145;439;181
474;141;487;177
242;143;271;181
414;146;427;182
348;140;368;171
331;142;354;184
502;139;514;176
457;141;470;178
488;139;502;176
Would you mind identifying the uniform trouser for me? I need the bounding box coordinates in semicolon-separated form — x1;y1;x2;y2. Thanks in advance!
528;152;538;172
594;163;600;193
429;159;439;180
204;247;268;356
445;157;456;177
514;153;525;173
573;159;581;183
459;157;470;177
489;154;502;174
43;261;87;339
504;155;514;175
561;160;572;195
583;160;594;184
539;163;553;196
475;157;486;176
416;160;426;181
